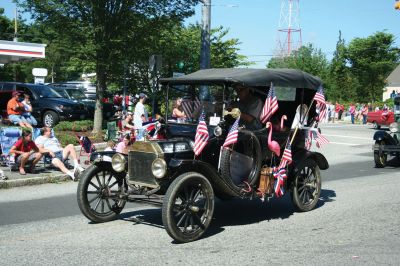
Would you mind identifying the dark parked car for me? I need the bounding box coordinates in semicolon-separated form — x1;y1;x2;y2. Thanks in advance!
49;82;96;100
77;68;329;243
50;85;114;120
0;82;89;127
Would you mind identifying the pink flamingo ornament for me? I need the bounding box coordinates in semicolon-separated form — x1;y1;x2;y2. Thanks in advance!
266;122;281;157
280;115;287;131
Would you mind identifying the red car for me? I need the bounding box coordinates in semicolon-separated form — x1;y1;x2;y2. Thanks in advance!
367;110;394;129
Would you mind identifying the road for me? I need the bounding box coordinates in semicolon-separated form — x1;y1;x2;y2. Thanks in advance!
0;124;400;265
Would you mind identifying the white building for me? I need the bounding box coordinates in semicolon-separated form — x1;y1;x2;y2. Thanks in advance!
0;40;46;64
383;64;400;101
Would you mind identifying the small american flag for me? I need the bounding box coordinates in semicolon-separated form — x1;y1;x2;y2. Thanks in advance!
273;167;287;197
278;142;292;169
314;130;329;148
223;118;240;147
260;83;278;123
316;102;326;122
193;110;209;156
313;86;326;105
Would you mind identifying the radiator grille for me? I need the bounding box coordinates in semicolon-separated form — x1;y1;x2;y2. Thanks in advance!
128;150;159;188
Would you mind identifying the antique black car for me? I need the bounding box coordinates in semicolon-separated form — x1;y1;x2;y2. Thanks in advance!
77;68;329;243
373;95;400;167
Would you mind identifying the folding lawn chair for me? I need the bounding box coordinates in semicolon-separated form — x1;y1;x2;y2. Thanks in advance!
0;127;22;171
105;121;121;142
76;134;96;165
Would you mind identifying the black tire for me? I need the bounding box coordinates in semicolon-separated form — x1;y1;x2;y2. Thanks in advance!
291;159;321;212
373;122;380;130
162;172;214;243
219;130;262;194
374;140;387;168
77;162;126;223
43;110;59;127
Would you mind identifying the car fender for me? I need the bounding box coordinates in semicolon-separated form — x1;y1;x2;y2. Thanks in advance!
373;130;397;145
169;159;239;197
291;149;329;172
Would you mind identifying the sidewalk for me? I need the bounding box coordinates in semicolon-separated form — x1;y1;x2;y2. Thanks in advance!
0;142;106;189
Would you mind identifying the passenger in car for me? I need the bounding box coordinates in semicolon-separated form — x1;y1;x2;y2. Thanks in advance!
232;85;263;130
7;91;33;129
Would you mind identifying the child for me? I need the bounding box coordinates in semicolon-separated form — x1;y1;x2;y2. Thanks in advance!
104;140;115;151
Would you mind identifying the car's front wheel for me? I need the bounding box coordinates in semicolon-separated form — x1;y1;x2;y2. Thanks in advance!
374;140;387;168
77;162;126;223
162;172;214;243
43;110;59;127
291;159;321;212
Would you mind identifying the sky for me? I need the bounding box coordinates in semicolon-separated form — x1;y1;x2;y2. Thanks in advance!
1;0;400;68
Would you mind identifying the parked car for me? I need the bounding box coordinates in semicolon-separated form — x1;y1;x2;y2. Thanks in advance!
50;86;114;119
77;68;329;243
367;110;394;129
373;96;400;167
0;82;89;127
49;81;96;100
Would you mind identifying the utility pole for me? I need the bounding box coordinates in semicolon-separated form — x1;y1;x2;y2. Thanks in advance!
199;0;211;101
200;0;211;69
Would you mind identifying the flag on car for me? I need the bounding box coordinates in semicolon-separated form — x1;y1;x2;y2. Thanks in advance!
278;142;292;169
305;129;313;150
223;118;240;147
194;110;209;156
181;97;201;119
317;102;327;122
313;87;326;122
314;130;329;148
260;83;278;123
273;167;287;197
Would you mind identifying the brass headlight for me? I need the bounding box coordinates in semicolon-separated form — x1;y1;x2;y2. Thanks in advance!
389;122;399;133
151;158;167;178
111;153;126;172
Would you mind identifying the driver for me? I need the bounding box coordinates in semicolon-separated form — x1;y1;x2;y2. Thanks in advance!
232;85;263;130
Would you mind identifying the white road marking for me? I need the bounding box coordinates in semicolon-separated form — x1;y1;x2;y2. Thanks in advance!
328;141;359;146
324;134;371;140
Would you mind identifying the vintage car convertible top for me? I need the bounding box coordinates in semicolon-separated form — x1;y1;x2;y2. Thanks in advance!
77;68;329;243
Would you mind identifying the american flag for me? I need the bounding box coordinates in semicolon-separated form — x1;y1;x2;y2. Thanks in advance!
193;110;209;156
278;142;292;169
314;87;326;122
223;118;240;147
260;83;279;123
181;97;201;119
313;86;326;105
273;167;287;197
316;102;327;122
314;130;329;148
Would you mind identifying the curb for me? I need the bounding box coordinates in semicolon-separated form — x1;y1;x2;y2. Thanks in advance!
0;142;106;189
0;174;71;189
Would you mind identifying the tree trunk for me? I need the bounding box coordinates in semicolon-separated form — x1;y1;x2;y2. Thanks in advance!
92;63;106;135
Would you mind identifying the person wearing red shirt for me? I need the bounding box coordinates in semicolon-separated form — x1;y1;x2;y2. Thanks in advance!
9;130;43;175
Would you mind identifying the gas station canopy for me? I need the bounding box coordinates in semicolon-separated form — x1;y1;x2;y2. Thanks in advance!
0;40;46;64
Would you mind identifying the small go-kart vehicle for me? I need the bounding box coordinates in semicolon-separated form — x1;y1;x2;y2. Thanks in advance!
373;96;400;167
77;68;329;243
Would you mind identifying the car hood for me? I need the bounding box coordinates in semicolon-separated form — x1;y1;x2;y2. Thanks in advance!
38;97;85;106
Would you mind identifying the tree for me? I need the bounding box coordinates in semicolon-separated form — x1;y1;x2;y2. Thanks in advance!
346;31;399;102
17;0;200;134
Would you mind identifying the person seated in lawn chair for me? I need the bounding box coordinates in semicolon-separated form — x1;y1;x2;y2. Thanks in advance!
35;126;84;180
9;130;42;175
7;91;33;129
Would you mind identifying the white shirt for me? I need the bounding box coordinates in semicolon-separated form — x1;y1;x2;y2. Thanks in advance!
35;135;63;153
134;101;148;129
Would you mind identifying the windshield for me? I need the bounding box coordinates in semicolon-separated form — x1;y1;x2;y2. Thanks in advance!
54;88;69;98
32;85;63;98
167;85;226;126
66;89;87;100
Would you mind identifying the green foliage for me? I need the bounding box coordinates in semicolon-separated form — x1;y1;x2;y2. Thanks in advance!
53;120;93;132
54;131;79;147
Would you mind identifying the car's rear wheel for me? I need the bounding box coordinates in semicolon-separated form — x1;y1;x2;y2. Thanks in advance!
162;172;214;243
291;159;321;212
374;140;387;168
77;162;126;223
373;122;380;130
43;110;59;127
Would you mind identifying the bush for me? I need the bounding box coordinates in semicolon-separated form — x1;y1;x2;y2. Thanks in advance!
54;120;94;132
55;131;79;147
